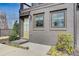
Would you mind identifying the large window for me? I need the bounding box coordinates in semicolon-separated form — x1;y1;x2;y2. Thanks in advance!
34;13;44;28
51;10;66;28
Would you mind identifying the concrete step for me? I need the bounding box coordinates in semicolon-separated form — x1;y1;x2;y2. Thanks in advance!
10;39;28;45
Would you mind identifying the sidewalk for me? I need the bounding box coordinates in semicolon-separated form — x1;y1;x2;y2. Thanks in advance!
0;42;51;56
20;42;51;56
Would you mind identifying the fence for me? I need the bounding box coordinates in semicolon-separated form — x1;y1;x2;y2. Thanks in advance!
0;29;12;36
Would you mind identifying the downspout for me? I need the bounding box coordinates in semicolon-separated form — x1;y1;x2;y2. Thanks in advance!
73;3;77;55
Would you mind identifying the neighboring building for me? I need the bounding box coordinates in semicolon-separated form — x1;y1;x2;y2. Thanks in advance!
0;11;9;36
0;11;8;29
19;3;79;48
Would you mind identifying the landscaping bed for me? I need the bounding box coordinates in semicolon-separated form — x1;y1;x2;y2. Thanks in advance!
47;32;74;56
47;46;70;56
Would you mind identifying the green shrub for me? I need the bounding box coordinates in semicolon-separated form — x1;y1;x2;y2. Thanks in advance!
66;45;73;55
9;31;19;41
47;46;65;56
48;46;58;56
9;34;19;41
9;20;19;41
56;32;74;55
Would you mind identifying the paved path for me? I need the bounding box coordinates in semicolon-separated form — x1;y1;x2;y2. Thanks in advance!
0;43;29;56
0;42;51;56
20;42;51;56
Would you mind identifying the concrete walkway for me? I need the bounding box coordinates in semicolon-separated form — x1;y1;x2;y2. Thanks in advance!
0;43;28;56
0;42;51;56
20;42;51;56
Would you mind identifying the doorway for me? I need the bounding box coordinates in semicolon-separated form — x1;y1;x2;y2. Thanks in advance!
23;17;29;40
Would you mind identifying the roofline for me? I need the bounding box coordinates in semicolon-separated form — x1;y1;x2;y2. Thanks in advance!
20;3;64;16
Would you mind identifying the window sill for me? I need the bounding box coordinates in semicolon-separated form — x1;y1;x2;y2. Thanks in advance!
50;28;67;31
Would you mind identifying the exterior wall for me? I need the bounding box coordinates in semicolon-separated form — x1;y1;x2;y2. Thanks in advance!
20;3;75;46
29;3;75;45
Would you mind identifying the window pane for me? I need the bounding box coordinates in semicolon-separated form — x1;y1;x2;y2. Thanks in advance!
35;14;44;27
51;11;65;28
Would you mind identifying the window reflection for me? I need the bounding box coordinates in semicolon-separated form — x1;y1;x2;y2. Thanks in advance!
51;11;65;28
34;13;44;28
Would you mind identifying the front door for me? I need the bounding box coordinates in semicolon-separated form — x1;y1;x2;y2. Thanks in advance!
23;17;29;40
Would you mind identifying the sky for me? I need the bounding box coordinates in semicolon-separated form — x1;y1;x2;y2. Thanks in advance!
0;3;20;29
